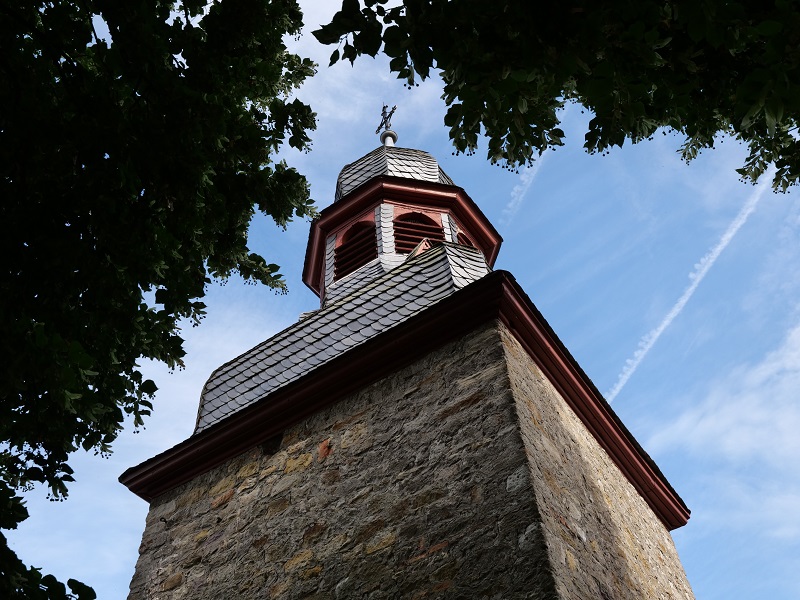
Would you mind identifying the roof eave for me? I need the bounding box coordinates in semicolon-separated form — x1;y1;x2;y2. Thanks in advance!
120;271;688;531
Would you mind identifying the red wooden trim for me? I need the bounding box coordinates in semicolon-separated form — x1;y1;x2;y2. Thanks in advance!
391;205;443;224
496;279;690;530
120;272;689;531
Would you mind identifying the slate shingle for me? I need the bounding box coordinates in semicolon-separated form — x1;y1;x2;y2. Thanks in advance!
334;146;455;201
194;244;489;433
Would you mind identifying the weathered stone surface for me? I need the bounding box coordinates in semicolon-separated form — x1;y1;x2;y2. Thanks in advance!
284;453;313;473
284;549;313;572
210;489;234;509
501;326;695;600
161;573;182;591
128;321;692;599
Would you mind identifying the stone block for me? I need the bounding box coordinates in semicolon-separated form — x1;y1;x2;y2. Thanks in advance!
364;529;397;555
210;489;234;509
284;453;313;473
283;549;313;572
162;572;183;591
208;476;234;498
317;438;333;462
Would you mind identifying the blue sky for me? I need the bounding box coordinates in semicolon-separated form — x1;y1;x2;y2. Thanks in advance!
8;2;800;597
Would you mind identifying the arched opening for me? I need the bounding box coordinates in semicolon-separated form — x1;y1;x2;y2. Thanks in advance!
334;221;378;279
393;212;445;254
457;232;475;248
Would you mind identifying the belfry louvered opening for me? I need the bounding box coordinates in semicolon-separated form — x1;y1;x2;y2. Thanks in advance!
393;213;445;254
334;221;378;279
457;232;475;248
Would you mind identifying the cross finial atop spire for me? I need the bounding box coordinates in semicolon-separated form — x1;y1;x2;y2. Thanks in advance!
376;104;398;146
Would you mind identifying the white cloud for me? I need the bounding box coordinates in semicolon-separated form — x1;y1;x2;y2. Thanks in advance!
649;322;800;539
742;196;800;323
650;323;800;467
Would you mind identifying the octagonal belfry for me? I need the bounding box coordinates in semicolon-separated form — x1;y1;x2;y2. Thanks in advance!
303;140;502;306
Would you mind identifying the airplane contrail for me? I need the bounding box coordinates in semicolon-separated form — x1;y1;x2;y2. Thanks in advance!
606;170;774;402
501;156;547;225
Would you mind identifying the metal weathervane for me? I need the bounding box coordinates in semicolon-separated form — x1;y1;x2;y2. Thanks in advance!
376;104;397;135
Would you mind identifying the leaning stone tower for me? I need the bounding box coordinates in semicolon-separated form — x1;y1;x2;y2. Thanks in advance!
121;129;694;599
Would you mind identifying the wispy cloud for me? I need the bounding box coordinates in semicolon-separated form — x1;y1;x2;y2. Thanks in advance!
501;156;547;225
648;321;800;540
649;323;800;466
606;170;774;402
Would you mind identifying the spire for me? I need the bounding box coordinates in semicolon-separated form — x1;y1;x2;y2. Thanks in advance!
376;104;397;146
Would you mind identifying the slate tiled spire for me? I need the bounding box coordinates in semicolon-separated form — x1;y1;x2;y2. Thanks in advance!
123;128;692;546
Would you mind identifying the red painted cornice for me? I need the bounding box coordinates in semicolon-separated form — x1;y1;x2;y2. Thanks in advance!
496;279;690;530
120;271;689;530
302;177;502;296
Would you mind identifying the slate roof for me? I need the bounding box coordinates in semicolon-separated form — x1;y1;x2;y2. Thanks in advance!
323;253;406;307
335;146;455;201
194;243;490;433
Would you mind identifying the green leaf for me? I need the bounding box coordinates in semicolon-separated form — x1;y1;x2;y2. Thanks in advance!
0;0;317;587
341;0;360;17
140;379;158;396
765;108;777;137
740;100;764;129
68;578;98;600
652;36;672;50
312;25;344;46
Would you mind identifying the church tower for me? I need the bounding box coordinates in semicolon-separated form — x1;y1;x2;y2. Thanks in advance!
121;127;694;599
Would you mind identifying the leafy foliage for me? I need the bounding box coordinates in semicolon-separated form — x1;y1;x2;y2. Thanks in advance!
0;0;315;594
316;0;800;190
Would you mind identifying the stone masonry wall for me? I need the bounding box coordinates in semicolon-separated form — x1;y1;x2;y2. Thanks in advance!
501;327;695;600
128;322;558;599
128;320;694;599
